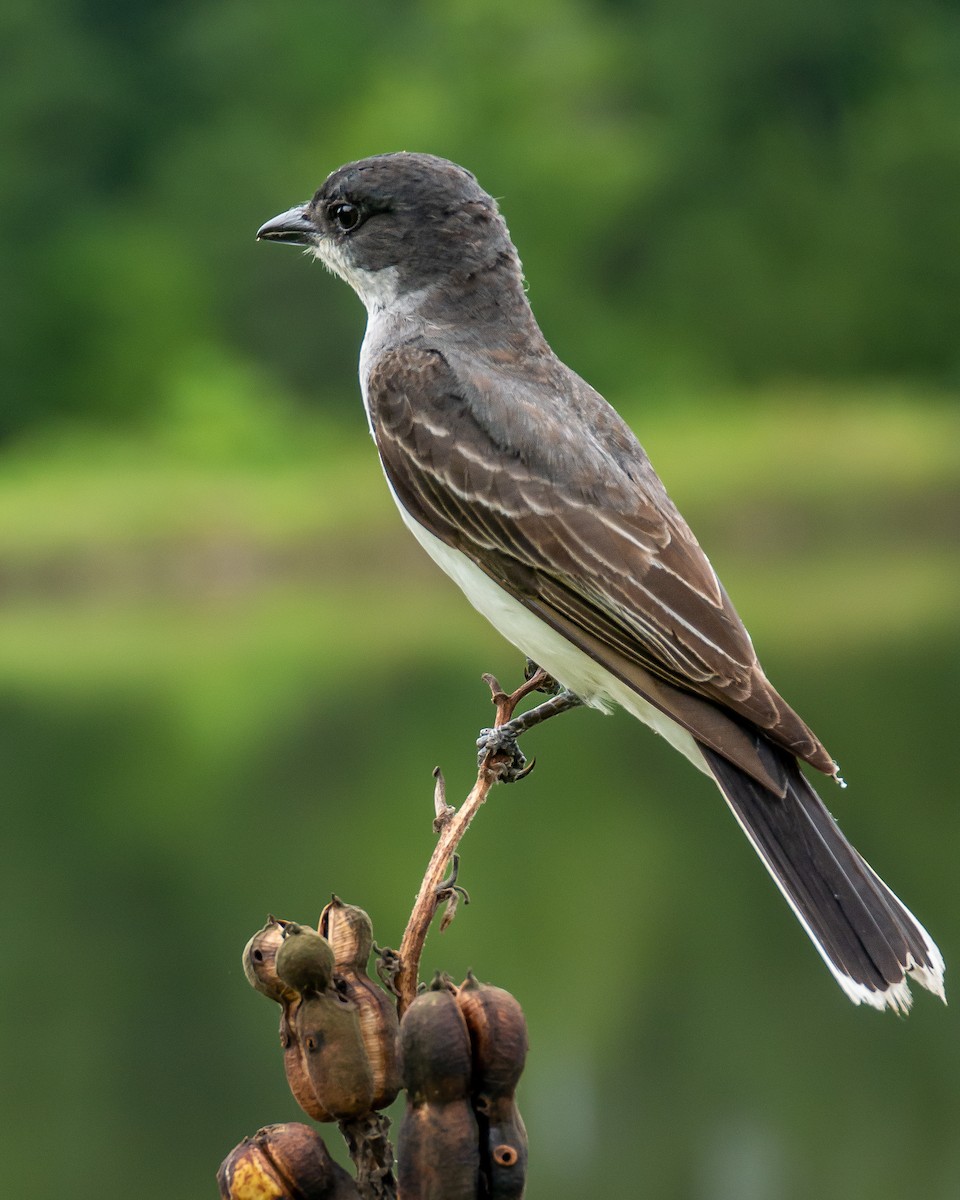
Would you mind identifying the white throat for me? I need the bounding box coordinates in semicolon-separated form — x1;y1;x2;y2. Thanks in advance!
309;241;403;313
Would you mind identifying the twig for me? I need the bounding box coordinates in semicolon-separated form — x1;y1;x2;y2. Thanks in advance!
339;1112;396;1200
394;669;556;1016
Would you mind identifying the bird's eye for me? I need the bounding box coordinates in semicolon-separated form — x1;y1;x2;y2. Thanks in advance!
329;202;362;232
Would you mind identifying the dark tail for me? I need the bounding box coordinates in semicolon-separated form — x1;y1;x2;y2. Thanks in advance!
699;741;945;1012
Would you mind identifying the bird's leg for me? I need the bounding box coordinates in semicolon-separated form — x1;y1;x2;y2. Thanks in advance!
483;688;585;743
477;666;584;782
523;657;564;694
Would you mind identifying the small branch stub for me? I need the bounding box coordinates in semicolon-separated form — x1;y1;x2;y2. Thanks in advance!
432;767;455;833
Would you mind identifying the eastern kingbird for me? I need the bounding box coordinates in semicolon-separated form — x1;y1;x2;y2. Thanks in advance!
258;152;944;1012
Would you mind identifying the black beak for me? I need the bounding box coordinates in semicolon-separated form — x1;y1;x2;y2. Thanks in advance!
256;204;316;246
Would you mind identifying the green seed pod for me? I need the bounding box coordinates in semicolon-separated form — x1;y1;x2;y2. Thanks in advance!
295;990;375;1120
400;977;473;1105
320;897;401;1112
275;923;336;996
216;1121;360;1199
242;917;297;1004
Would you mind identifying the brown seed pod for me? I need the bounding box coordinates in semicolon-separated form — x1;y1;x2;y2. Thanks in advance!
242;919;373;1122
275;923;336;996
216;1121;360;1199
455;972;528;1102
279;999;333;1124
399;978;480;1199
319;896;373;968
320;897;401;1112
241;919;330;1122
397;1100;480;1200
337;968;401;1112
400;976;473;1105
294;990;375;1120
485;1109;528;1200
243;917;297;1004
456;974;530;1200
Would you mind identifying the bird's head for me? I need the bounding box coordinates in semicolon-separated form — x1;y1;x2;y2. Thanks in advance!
257;152;519;312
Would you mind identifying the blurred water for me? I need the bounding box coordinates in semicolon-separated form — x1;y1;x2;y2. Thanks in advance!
0;540;956;1198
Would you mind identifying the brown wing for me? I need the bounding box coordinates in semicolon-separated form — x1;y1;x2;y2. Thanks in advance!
366;343;834;781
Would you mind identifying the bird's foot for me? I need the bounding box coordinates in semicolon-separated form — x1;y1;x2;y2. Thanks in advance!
476;688;585;782
476;724;534;783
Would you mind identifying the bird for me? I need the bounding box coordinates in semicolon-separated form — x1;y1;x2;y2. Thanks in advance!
257;151;944;1013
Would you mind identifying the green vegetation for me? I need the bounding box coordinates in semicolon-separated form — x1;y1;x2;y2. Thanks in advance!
0;388;955;689
4;0;959;439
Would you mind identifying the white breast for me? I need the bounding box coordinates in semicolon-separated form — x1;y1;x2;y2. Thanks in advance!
389;483;709;776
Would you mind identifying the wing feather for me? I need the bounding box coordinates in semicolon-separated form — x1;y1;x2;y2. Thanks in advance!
367;343;834;776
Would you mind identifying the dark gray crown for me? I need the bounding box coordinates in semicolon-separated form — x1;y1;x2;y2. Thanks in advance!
308;152;519;287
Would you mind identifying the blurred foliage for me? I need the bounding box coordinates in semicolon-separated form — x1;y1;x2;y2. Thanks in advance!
1;2;959;1199
3;0;960;440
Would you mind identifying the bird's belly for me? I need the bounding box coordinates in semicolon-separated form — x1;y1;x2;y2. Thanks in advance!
389;491;709;776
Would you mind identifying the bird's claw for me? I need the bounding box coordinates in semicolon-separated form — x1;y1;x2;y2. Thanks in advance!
476;726;536;783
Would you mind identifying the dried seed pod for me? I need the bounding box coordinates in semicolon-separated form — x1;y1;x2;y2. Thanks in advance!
241;919;328;1121
456;972;528;1101
320;897;401;1111
398;979;479;1199
279;999;332;1124
294;990;375;1120
275;923;335;996
243;917;297;1004
400;976;473;1104
344;972;401;1111
245;921;375;1121
397;1102;481;1200
457;974;529;1200
319;896;373;968
217;1121;360;1199
484;1109;528;1200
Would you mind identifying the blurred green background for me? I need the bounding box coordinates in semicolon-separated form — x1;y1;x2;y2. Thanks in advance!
2;0;958;1197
